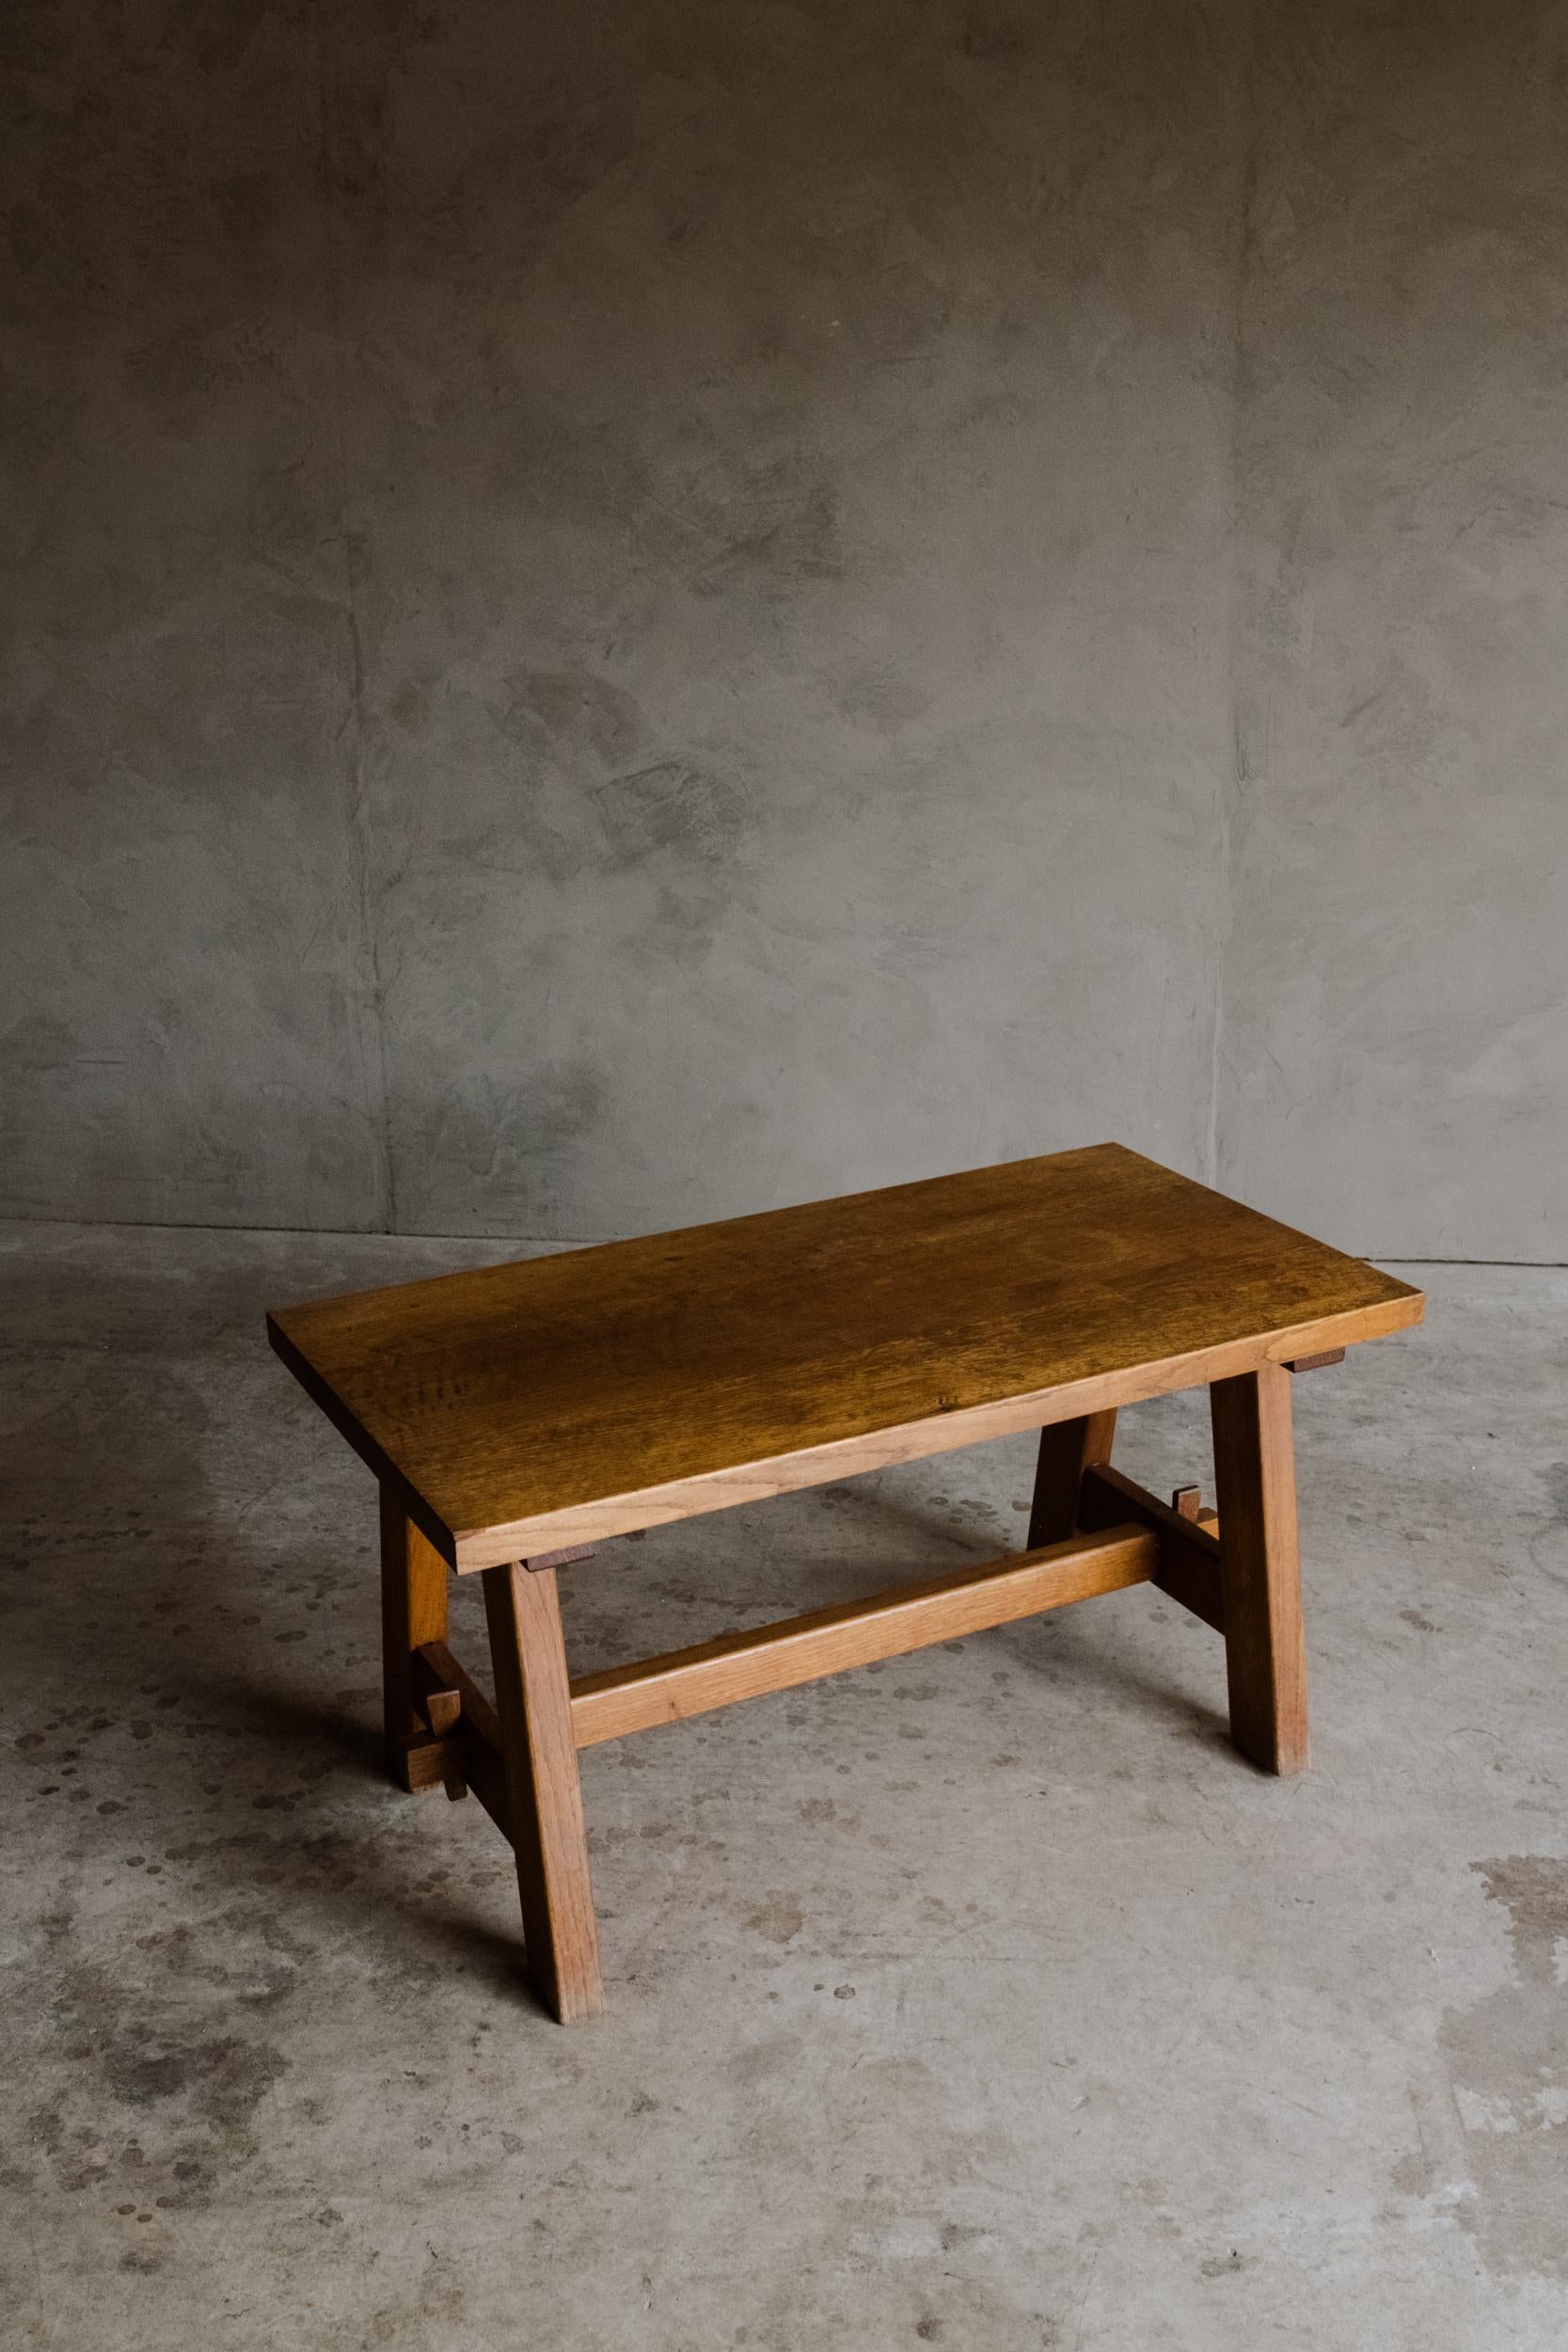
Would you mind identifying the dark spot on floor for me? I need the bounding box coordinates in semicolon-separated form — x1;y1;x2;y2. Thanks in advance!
1541;1463;1568;1525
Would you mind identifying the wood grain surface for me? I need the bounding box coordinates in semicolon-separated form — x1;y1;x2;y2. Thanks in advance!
268;1144;1423;1570
1026;1410;1118;1549
379;1494;450;1787
483;1563;603;2022
1211;1362;1309;1774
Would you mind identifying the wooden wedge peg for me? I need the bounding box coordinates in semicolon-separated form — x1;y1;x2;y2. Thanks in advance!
1171;1484;1219;1537
422;1687;462;1737
416;1686;467;1800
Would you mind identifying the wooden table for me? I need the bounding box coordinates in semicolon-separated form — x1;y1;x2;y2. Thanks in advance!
268;1143;1423;2022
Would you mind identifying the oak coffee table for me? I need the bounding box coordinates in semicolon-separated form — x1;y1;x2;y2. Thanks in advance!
267;1144;1423;2022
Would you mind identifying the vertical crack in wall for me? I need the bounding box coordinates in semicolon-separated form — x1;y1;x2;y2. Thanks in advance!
313;15;397;1234
1204;0;1260;1190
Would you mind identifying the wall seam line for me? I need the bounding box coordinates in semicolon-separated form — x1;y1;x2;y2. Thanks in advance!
0;1210;1555;1270
1204;0;1260;1190
315;7;397;1234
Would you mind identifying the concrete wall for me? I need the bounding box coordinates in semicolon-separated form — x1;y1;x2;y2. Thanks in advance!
1222;2;1568;1261
4;1;1564;1257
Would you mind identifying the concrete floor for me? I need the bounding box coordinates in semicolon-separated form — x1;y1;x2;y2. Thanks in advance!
3;1221;1565;2349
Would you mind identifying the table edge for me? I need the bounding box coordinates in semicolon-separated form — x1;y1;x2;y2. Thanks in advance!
436;1286;1424;1571
266;1311;462;1572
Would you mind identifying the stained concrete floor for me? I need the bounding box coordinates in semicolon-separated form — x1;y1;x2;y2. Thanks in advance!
3;1220;1565;2350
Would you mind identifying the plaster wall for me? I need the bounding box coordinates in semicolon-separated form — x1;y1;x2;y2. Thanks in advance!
4;1;1563;1255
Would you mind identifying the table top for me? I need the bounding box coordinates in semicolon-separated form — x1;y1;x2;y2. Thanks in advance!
268;1144;1422;1570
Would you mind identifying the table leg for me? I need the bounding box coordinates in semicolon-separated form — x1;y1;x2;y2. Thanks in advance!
1028;1410;1118;1548
379;1490;450;1788
1210;1362;1308;1775
483;1560;604;2023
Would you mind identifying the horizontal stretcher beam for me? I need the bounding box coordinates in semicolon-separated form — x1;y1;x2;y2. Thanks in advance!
412;1523;1161;1803
567;1522;1155;1747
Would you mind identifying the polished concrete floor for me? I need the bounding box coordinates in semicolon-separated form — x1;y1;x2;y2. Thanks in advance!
3;1222;1565;2350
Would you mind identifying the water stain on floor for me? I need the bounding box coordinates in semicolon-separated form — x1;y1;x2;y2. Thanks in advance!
1439;1856;1568;2281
